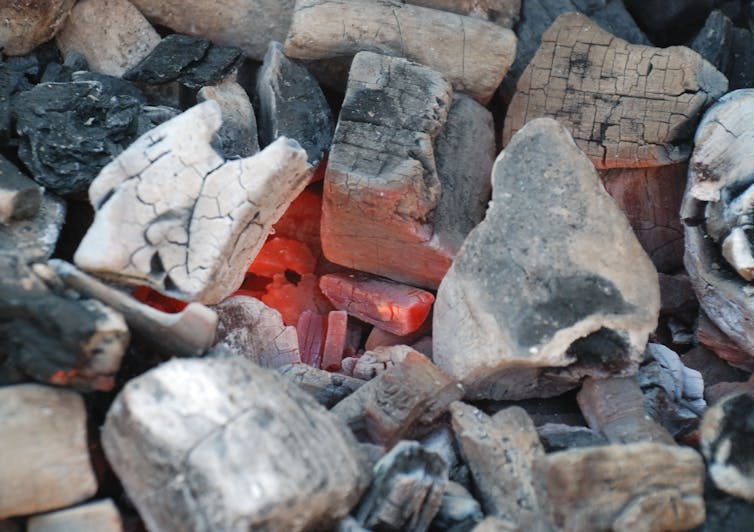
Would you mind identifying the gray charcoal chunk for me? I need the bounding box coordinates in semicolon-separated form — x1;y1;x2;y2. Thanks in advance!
0;155;42;222
536;423;607;452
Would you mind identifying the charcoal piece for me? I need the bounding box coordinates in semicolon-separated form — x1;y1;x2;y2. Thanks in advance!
0;155;42;222
420;427;469;485
535;442;706;531
0;0;76;56
284;0;517;103
198;79;259;158
278;363;365;408
681;346;749;390
71;71;146;101
355;441;448;532
26;499;122;532
335;517;370;532
728;27;754;90
102;357;368;531
434;118;660;400
332;350;464;447
703;489;754;531
322;52;456;288
701;390;754;502
0;384;97;519
74;101;310;305
536;423;607;452
623;0;715;45
255;42;333;165
0;192;65;261
350;345;420;381
450;403;549;529
123;34;243;89
406;0;520;27
658;272;698;316
136;105;181;136
504;13;727;170
55;0;161;77
690;10;733;74
0;62;9;145
0;256;129;392
13;80;141;196
430;481;483;531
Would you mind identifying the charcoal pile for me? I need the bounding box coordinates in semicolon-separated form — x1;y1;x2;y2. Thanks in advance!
3;0;754;530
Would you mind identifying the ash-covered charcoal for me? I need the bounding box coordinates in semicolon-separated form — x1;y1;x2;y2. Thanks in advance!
255;42;333;165
0;155;42;223
0;384;97;519
55;0;161;77
102;357;369;531
277;363;365;408
198;79;259;158
683;89;754;366
0;192;65;262
406;0;520;28
420;426;469;485
354;441;448;532
123;34;243;89
26;499;122;532
13;80;142;196
536;423;608;452
701;389;754;502
0;0;76;56
449;403;550;530
433;118;660;400
504;13;727;170
430;480;483;531
74;101;310;305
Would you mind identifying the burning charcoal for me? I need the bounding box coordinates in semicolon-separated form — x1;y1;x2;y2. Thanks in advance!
128;0;295;60
284;0;516;103
0;256;129;392
406;0;520;27
322;310;348;371
123;34;243;89
26;499;122;532
214;295;300;368
74;101;310;305
536;423;607;452
577;377;675;444
434;118;660;400
504;13;727;170
278;363;365;408
264;273;333;326
255;42;333;165
0;0;76;56
197;79;259;158
55;0;161;77
701;389;754;502
450;403;549;529
13;80;142;196
248;237;316;278
0;192;64;261
102;357;368;531
535;442;706;531
431;480;483;531
297;310;326;367
601;164;687;273
321;51;454;288
355;441;448;532
365;321;431;352
0;384;97;518
332;350;463;447
0;155;42;223
351;345;415;381
48;260;217;359
320;273;434;336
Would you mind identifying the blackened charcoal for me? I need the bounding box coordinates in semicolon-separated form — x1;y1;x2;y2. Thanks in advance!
729;27;754;90
255;42;333;165
0;63;10;146
624;0;715;45
123;34;243;89
136;105;181;136
690;10;733;73
13;81;141;196
71;71;145;102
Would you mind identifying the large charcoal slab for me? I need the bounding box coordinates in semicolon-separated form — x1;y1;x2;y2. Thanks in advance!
13;80;142;196
322;51;454;289
102;357;368;531
433;118;659;400
504;13;727;169
255;42;332;165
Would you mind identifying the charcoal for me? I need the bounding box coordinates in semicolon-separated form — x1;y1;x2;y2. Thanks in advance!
26;499;122;532
198;79;259;158
0;62;9;146
71;71;146;101
406;0;520;27
450;403;550;529
0;0;75;56
355;441;448;532
690;10;733;73
536;423;607;452
505;13;727;170
0;155;42;222
136;104;181;136
535;442;706;531
13;80;142;196
430;481;483;532
55;0;161;77
255;42;332;165
74;101;310;305
434;118;659;400
284;0;517;103
278;363;365;408
350;345;418;381
728;27;754;90
681;346;749;390
624;0;715;45
123;34;243;89
0;384;97;519
102;357;368;531
658;272;698;316
702;489;754;531
420;427;469;485
322;310;348;371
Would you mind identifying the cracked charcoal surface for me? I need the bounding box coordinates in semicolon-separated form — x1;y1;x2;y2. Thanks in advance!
74;100;310;305
255;42;333;165
123;34;243;89
102;356;368;532
13;80;142;196
504;13;728;170
433;118;660;400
